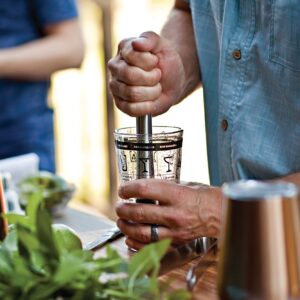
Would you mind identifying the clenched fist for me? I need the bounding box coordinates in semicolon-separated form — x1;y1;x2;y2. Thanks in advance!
108;31;187;117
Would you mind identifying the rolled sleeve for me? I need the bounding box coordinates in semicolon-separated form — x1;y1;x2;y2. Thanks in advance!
32;0;78;27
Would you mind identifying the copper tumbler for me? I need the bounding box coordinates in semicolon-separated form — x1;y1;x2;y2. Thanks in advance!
217;180;300;300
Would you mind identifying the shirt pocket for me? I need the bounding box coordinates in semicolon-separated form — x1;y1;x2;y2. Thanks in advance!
190;0;225;27
270;0;300;73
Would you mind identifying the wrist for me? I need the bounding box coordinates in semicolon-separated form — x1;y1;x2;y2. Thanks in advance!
200;186;223;238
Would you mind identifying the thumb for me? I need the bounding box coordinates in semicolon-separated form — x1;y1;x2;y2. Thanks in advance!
132;31;166;54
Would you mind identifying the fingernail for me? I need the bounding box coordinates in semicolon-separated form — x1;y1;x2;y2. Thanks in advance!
155;68;162;78
134;37;147;42
118;184;125;198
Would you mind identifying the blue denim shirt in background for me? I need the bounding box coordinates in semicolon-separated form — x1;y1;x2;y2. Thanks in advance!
0;0;78;172
188;0;300;186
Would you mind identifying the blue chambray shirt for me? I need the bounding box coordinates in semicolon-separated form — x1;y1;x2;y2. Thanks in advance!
187;0;300;186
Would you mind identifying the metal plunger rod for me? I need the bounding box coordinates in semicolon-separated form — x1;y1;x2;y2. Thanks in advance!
136;115;155;204
136;115;154;178
136;115;152;136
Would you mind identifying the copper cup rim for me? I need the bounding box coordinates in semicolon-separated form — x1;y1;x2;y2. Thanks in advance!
222;180;298;202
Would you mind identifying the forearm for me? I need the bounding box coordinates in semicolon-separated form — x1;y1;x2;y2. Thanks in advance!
273;172;300;187
161;0;201;101
0;20;84;80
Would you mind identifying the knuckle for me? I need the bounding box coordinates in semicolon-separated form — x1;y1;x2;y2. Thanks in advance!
150;85;162;101
148;70;160;85
147;54;159;69
124;104;138;117
156;83;162;95
114;98;124;111
151;100;161;116
118;38;131;52
107;58;114;70
165;213;181;227
107;59;118;74
135;205;145;223
117;220;126;234
118;184;126;198
120;48;133;62
127;87;142;101
144;101;156;114
115;204;123;217
139;227;150;243
136;180;149;196
108;61;121;78
108;80;115;93
176;186;187;202
123;67;136;83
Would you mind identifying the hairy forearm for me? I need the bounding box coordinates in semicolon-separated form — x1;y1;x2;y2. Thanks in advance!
0;20;84;81
161;0;201;101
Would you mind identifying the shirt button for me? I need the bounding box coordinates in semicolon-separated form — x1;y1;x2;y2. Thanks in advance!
232;49;242;60
221;119;228;131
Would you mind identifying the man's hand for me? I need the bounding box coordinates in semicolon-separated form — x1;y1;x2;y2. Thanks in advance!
108;31;187;117
115;179;222;250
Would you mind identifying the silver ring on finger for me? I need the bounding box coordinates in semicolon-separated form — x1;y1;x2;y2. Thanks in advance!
150;224;159;242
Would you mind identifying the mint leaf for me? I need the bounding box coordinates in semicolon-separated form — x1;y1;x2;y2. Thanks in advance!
35;203;59;260
0;191;190;300
4;214;28;228
26;191;43;229
0;248;13;278
129;239;171;277
127;239;171;297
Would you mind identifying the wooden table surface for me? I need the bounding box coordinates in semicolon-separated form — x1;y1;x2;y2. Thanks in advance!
55;204;219;300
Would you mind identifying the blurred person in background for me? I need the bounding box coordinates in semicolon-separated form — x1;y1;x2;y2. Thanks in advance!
108;0;300;250
0;0;84;172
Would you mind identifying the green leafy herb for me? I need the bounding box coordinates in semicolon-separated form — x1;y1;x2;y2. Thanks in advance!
0;193;190;300
17;171;75;214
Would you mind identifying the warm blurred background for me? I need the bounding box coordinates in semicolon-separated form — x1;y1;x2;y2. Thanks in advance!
51;0;209;217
